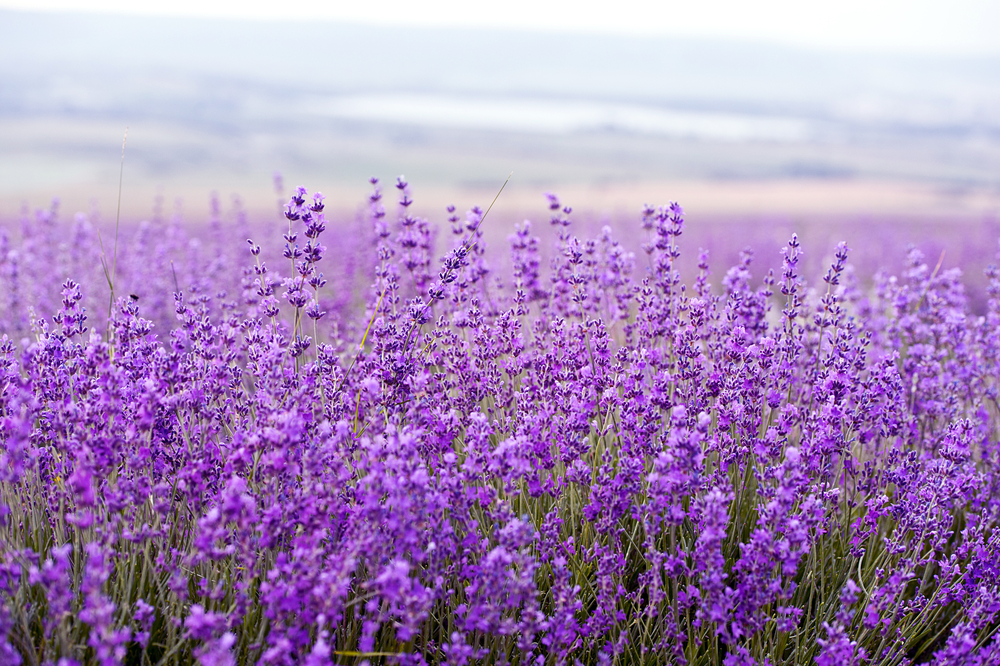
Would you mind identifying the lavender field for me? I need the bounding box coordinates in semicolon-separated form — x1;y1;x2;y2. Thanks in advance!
1;178;998;666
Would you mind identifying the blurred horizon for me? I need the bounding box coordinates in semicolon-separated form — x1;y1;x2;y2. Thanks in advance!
1;7;999;222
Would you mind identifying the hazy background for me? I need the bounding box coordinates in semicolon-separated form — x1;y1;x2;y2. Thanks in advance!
1;0;999;226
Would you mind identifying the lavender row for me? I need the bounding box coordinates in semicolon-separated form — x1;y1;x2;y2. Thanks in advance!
1;179;998;665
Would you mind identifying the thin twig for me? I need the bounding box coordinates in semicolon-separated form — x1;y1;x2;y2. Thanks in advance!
336;284;388;396
170;260;180;294
113;128;127;296
459;171;512;256
98;127;128;345
401;171;512;355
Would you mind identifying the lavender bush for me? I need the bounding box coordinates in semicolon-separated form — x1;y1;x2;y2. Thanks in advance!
1;178;998;666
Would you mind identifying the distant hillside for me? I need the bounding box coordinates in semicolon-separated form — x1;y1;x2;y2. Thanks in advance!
1;8;998;210
2;9;998;134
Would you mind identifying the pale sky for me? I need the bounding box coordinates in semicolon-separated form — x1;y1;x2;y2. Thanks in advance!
2;0;999;57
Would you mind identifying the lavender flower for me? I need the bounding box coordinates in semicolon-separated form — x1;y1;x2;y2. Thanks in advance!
0;178;998;666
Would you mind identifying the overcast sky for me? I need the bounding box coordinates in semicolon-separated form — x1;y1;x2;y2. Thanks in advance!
2;0;999;57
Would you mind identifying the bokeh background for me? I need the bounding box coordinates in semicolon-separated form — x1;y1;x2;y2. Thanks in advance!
1;0;999;284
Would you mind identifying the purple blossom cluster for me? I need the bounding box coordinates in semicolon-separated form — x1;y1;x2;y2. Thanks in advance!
1;180;998;666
